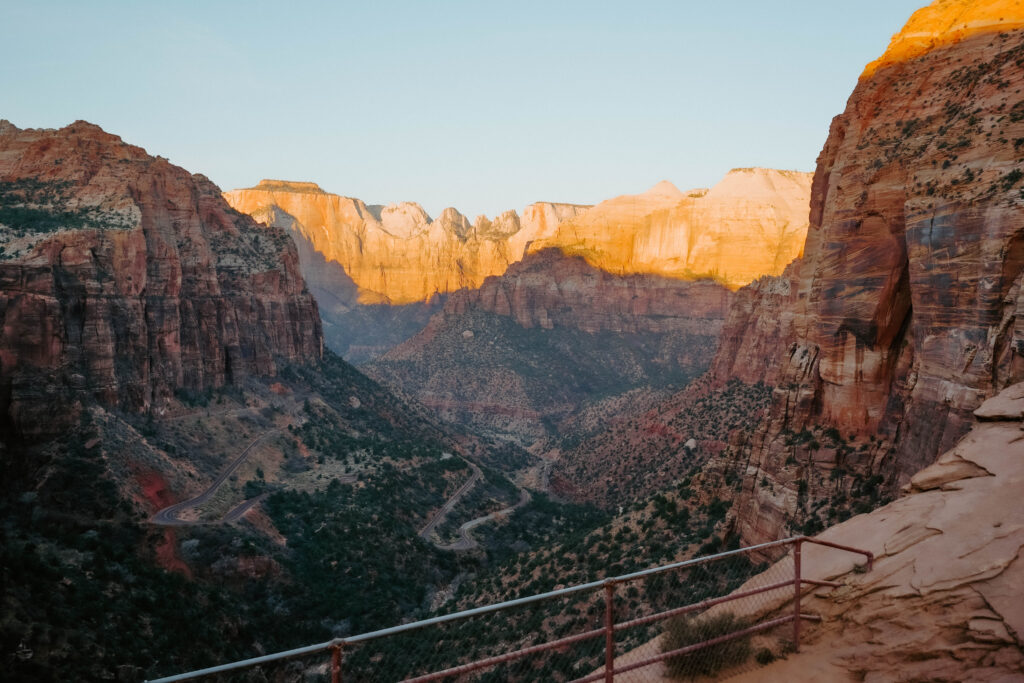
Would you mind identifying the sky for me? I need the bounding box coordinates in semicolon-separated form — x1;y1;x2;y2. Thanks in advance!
1;0;925;219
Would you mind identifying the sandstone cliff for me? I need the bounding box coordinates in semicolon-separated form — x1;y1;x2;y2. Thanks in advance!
713;0;1024;544
365;250;734;446
525;169;812;289
0;121;323;436
552;0;1024;527
616;381;1024;681
239;200;444;362
223;180;591;306
225;170;811;305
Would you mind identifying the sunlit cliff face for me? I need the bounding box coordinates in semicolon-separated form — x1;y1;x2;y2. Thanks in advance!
862;0;1024;78
225;169;812;305
224;181;590;305
524;169;813;290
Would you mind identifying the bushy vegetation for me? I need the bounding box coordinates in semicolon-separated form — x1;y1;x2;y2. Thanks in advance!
661;612;751;679
560;378;774;506
0;179;128;239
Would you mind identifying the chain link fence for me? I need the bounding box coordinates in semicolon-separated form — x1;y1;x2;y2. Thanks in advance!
146;536;871;683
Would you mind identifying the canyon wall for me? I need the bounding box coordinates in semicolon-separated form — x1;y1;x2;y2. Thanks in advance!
224;180;591;306
366;250;733;446
717;0;1024;543
0;121;323;437
527;169;813;289
225;170;812;308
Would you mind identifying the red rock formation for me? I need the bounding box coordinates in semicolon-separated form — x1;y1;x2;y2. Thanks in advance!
713;1;1024;543
224;180;591;305
367;250;734;445
441;248;733;336
0;121;322;437
707;260;803;387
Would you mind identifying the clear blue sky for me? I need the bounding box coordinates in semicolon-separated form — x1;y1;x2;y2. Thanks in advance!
1;1;924;219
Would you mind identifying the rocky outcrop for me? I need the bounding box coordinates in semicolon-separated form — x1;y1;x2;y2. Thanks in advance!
241;201;443;362
440;248;732;335
617;381;1024;682
733;382;1024;681
707;259;803;386
705;0;1024;544
224;180;591;305
525;169;813;289
365;250;733;446
0;121;322;437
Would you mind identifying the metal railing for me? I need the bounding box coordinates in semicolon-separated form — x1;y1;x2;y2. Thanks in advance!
147;535;872;682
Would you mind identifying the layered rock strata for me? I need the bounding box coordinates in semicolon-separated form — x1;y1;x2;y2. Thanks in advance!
0;121;323;436
366;250;733;445
526;169;812;289
225;169;811;309
224;180;590;305
717;0;1024;543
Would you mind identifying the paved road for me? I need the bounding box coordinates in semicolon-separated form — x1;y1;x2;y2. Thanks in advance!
418;462;483;540
220;492;270;523
437;487;532;551
151;430;279;526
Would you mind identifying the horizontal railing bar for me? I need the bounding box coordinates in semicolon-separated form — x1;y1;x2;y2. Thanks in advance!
148;536;806;681
147;535;871;682
802;536;874;569
574;614;797;683
145;641;341;682
614;578;795;632
399;627;606;683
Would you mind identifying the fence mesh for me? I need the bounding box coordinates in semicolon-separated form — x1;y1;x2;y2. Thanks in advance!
150;539;870;683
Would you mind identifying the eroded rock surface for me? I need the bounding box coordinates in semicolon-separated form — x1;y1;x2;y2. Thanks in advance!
704;0;1024;544
225;169;811;308
224;180;591;305
729;393;1024;681
0;121;322;436
614;380;1024;681
365;250;733;446
526;168;812;290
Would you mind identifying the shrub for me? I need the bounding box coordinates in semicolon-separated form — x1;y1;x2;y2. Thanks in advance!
661;611;752;678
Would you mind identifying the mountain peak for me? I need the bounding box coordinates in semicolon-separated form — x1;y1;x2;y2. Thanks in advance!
862;0;1024;78
255;179;325;194
642;180;684;199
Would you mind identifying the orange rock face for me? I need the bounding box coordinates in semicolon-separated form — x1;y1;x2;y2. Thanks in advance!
527;169;813;289
0;121;322;436
225;170;811;309
862;0;1024;77
717;2;1024;543
223;180;590;305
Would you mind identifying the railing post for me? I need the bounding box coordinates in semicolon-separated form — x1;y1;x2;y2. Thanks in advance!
793;538;803;653
604;582;616;682
331;643;343;683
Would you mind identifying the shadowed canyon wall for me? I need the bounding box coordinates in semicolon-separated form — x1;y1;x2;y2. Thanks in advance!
715;0;1024;543
366;250;734;446
0;121;322;437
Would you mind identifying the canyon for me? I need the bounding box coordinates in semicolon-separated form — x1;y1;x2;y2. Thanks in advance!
225;169;811;360
366;248;734;446
3;0;1024;679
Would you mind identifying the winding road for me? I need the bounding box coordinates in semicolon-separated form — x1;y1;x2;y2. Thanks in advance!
436;487;532;551
151;430;279;526
418;462;483;540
